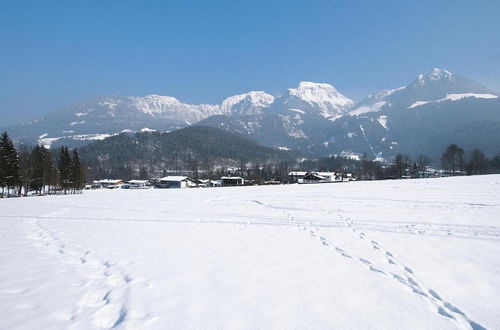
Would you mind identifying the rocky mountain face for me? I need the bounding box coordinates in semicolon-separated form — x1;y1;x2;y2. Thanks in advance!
3;81;353;149
3;69;499;161
322;69;500;160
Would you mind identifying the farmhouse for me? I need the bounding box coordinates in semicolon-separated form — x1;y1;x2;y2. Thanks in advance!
288;171;307;183
209;180;222;187
292;171;345;184
302;172;328;184
157;176;195;189
221;176;244;186
125;180;149;189
95;179;124;188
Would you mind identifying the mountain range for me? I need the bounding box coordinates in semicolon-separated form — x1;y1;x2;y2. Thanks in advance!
2;68;499;161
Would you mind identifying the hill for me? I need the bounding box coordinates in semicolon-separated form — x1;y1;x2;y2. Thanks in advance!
79;126;295;178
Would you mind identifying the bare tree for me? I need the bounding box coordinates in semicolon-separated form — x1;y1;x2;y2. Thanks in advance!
416;155;431;178
393;154;412;178
441;144;464;175
468;148;488;175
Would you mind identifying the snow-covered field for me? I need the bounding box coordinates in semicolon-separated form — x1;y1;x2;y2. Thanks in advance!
1;175;499;330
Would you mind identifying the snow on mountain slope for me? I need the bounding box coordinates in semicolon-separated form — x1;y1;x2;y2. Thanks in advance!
408;93;498;109
276;81;354;119
129;94;222;122
349;87;405;116
1;175;499;329
416;68;454;84
349;68;494;117
220;91;275;116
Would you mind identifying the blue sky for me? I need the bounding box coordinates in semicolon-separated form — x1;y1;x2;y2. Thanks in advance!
1;0;499;125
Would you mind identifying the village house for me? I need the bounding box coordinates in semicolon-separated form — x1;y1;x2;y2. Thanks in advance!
157;176;196;189
124;180;149;189
302;172;328;184
94;179;124;189
288;171;308;183
290;171;346;184
209;180;222;187
221;176;244;186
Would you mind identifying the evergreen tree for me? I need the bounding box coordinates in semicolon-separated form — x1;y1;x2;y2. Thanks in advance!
58;146;71;194
0;133;6;196
18;144;33;196
0;132;21;196
31;145;45;193
70;148;85;192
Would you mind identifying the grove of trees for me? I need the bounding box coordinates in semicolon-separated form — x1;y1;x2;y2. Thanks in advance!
0;131;86;197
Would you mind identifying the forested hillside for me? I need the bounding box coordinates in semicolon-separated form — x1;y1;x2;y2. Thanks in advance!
79;126;295;179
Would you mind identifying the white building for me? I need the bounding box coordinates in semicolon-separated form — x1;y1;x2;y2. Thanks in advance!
94;179;124;189
125;180;149;189
157;176;195;189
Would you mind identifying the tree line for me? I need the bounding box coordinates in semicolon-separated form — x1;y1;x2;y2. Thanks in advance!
357;144;500;180
0;131;86;197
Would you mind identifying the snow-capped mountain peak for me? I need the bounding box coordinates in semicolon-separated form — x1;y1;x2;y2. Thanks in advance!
221;91;275;116
418;68;454;83
278;81;354;119
129;95;183;114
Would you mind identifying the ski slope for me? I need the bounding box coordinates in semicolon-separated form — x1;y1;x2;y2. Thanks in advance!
1;175;499;329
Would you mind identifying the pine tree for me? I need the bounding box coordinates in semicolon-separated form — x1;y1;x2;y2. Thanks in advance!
18;144;32;196
58;146;71;194
0;132;21;196
0;134;6;196
31;145;45;193
70;148;85;192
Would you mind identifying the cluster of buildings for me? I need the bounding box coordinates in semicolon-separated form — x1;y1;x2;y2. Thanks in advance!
88;171;354;190
289;171;354;184
89;176;247;190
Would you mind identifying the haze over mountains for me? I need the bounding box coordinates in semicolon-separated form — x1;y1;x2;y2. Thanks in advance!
3;69;499;161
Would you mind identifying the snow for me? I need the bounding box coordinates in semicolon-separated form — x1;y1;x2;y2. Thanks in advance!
408;101;431;109
359;124;377;158
444;93;497;101
69;120;86;126
377;115;388;130
75;111;91;117
408;93;498;109
339;151;361;160
287;81;354;118
417;68;453;85
1;176;500;329
72;133;115;141
159;176;190;182
220;91;274;116
139;128;155;132
99;100;119;110
348;87;405;116
38;137;61;148
129;95;222;121
349;101;386;116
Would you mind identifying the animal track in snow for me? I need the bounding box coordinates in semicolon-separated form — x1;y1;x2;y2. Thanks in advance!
25;218;137;329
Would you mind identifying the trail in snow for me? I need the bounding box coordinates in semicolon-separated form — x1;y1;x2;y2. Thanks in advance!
251;199;487;330
359;124;378;158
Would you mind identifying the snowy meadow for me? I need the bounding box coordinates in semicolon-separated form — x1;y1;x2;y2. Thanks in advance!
1;175;499;329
